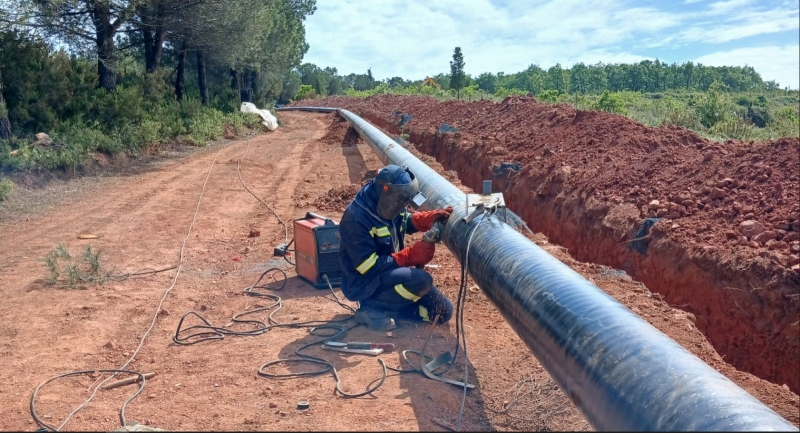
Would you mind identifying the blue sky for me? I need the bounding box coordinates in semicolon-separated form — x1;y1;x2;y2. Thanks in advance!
302;0;800;89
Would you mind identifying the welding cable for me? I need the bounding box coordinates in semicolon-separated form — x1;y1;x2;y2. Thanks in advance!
172;269;345;344
101;265;179;282
30;364;147;431
384;208;492;404
419;206;493;375
455;207;494;431
30;132;249;432
257;324;388;398
234;141;298;267
173;270;387;398
322;274;356;314
258;275;384;398
385;350;436;374
173;268;288;344
31;370;146;431
235;139;291;248
282;238;296;266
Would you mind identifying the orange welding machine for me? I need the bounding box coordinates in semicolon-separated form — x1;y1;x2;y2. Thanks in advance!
293;212;342;289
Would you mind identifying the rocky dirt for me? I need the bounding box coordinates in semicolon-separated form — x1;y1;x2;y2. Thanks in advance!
295;95;800;397
313;184;362;213
0;110;797;432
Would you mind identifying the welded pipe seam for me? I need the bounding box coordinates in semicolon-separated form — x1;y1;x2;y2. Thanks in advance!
279;106;797;431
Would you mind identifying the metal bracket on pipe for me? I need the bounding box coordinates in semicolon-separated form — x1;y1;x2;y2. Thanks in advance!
464;180;506;224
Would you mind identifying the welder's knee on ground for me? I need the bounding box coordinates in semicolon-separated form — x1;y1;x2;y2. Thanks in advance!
406;269;433;298
426;288;453;324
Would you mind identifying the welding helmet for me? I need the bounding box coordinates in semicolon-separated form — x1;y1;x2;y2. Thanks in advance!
374;164;426;219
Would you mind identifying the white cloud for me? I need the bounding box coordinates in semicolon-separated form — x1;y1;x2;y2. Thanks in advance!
303;0;678;78
694;45;800;89
707;0;755;15
302;0;799;88
675;8;800;45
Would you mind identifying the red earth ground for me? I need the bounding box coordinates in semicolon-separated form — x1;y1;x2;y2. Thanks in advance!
0;110;797;431
293;95;800;397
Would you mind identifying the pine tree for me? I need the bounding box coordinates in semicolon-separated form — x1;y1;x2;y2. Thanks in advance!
450;47;466;99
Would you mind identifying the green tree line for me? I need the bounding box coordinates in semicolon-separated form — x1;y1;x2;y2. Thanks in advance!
290;58;788;99
1;5;798;195
288;50;797;143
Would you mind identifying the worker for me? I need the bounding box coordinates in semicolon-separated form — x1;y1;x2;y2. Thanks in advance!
339;164;454;331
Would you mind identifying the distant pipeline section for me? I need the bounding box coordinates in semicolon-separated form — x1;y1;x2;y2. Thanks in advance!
277;106;797;431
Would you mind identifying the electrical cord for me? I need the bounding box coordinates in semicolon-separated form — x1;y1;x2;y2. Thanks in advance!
101;265;178;281
173;272;388;398
282;238;296;266
31;370;146;431
30;132;251;432
456;206;494;431
378;206;492;431
100;264;179;282
235;139;292;252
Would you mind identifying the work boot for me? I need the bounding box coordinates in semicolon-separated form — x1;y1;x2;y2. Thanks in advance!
354;307;396;331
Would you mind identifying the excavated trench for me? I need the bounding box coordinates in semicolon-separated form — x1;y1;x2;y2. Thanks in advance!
291;96;800;395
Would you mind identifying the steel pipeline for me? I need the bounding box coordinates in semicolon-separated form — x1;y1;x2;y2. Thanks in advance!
277;106;797;431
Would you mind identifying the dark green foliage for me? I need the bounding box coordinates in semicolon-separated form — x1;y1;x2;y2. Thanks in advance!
0;177;12;201
596;90;626;114
473;60;773;95
450;47;466;99
44;244;104;288
0;29;273;173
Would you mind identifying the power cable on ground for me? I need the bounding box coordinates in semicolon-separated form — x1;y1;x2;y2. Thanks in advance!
235;138;295;267
173;271;389;398
30;131;257;432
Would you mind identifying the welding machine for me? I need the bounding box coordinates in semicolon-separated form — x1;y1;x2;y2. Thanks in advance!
293;212;342;289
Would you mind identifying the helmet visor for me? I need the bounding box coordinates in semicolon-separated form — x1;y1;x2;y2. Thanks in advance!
376;170;421;219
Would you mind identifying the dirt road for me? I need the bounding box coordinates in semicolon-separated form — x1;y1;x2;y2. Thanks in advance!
0;111;796;432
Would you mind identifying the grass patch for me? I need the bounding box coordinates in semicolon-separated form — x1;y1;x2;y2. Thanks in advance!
44;244;104;288
0;177;13;201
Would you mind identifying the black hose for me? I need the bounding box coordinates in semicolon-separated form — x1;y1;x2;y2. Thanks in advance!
31;370;146;432
173;269;387;399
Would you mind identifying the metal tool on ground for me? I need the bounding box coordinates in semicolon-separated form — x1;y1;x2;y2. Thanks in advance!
330;341;396;352
421;351;475;390
101;373;157;391
321;341;384;356
292;212;342;289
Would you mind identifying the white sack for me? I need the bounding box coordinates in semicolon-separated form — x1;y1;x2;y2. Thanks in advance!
241;102;278;131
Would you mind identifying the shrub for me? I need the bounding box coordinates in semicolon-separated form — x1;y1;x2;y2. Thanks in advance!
295;84;316;100
53;120;123;155
537;89;559;103
694;82;732;127
43;244;105;287
596;90;626;115
710;119;755;141
494;87;528;99
187;108;226;146
0;177;13;201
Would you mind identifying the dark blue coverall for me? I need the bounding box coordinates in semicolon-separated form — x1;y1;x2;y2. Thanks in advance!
338;181;453;323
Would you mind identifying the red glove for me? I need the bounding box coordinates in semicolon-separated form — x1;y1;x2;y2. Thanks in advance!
411;206;453;232
392;241;436;268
